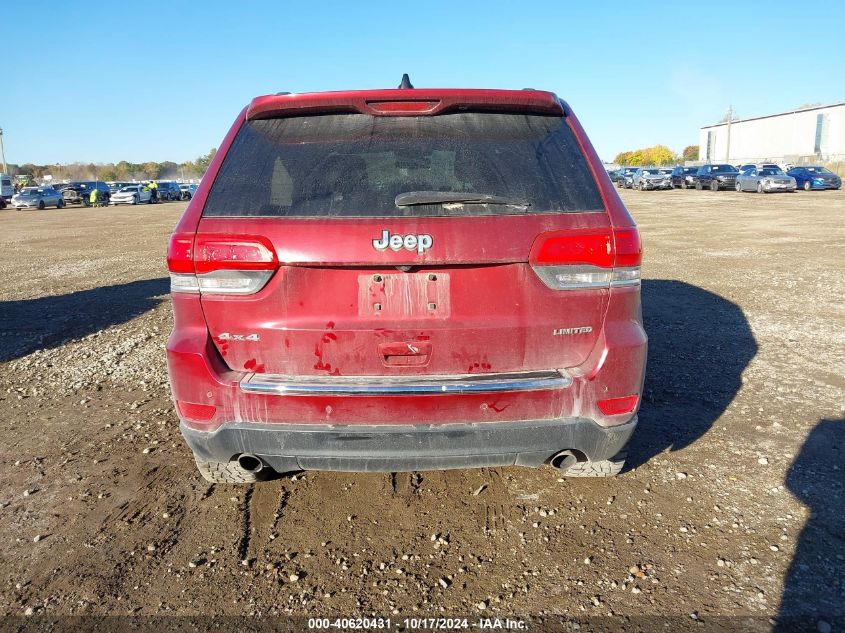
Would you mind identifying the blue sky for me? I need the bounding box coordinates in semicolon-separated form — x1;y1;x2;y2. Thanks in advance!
4;0;844;165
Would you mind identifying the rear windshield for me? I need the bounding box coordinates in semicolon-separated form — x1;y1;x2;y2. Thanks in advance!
203;112;604;217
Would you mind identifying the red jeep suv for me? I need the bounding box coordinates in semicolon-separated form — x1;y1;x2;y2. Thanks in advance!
166;81;646;483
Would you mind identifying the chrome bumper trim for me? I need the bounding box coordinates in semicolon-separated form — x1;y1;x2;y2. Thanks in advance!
240;370;572;396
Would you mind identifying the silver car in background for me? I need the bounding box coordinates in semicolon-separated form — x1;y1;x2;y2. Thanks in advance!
10;187;65;210
632;167;673;191
735;166;796;193
110;185;152;205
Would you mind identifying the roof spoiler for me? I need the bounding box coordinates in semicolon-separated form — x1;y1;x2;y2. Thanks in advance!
246;89;564;120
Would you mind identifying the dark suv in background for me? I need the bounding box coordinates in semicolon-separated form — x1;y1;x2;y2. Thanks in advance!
694;164;739;191
153;181;183;201
56;181;111;206
671;166;699;189
616;167;638;189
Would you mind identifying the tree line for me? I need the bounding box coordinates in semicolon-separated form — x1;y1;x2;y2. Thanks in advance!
3;148;218;182
614;144;699;166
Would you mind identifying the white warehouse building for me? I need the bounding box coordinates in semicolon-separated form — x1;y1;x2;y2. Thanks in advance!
699;102;845;165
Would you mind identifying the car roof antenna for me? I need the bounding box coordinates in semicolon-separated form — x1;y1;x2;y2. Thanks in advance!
398;73;414;89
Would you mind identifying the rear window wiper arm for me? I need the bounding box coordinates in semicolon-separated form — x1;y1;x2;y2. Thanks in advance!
395;191;530;208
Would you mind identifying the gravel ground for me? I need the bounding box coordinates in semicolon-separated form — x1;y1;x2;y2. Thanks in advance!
0;191;843;630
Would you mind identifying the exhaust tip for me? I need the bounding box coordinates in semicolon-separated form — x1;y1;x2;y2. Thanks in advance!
550;450;578;472
237;453;264;474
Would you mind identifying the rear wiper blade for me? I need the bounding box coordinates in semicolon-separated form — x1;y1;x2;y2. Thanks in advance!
395;191;530;208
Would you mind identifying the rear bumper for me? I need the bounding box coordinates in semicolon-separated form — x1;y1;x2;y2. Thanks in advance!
181;415;637;473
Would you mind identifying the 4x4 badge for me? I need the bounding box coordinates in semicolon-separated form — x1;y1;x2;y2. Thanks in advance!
372;229;432;255
218;333;260;341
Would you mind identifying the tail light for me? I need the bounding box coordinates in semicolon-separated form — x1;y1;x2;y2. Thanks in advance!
167;233;278;295
529;228;641;290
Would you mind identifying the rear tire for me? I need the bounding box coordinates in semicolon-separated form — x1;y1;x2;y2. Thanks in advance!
57;199;65;208
560;449;627;478
194;456;259;484
38;200;45;210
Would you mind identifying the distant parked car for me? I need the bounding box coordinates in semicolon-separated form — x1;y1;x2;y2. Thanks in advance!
617;167;638;189
671;166;699;189
107;181;136;193
739;163;781;174
735;166;796;193
110;185;152;205
152;181;182;201
632;167;672;191
10;187;65;209
179;183;198;200
786;166;842;191
56;181;111;206
0;173;13;200
694;164;739;191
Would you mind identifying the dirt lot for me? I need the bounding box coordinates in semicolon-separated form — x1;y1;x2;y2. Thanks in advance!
0;190;843;629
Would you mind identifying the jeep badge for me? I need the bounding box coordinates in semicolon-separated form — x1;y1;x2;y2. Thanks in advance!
372;229;433;254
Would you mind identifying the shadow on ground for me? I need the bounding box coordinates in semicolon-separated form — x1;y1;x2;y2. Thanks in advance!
0;278;169;362
775;418;845;632
627;280;758;469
